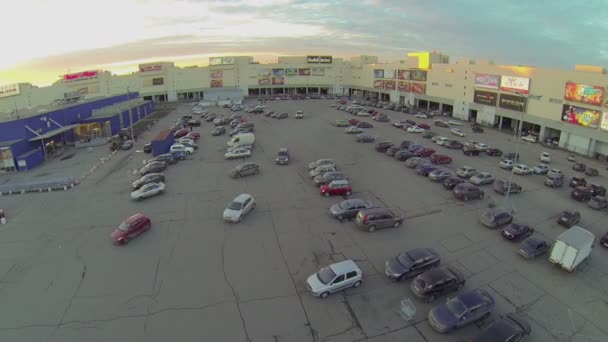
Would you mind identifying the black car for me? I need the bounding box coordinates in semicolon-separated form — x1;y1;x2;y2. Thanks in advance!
434;120;449;128
395;150;417;161
152;153;177;165
143;143;152;153
517;237;550;260
573;162;587;172
558;209;581;228
384;248;441;281
589;183;607;197
493;179;522;195
501;223;534;241
410;266;465;303
313;172;347;187
569;176;587;188
405;119;416;126
422;131;438;139
585;168;599;176
251;108;264;114
276;148;290;165
471;314;531;342
355;133;375;143
472;126;484;133
399;140;413;149
329;199;375;221
187;119;201;127
212;126;226;136
571;186;592;202
463;146;481;156
445;140;464;149
276;112;289;119
375;141;394;152
486;148;503;157
502;152;520;161
132;173;166;190
139;161;167;176
386;146;401;157
443;176;465;190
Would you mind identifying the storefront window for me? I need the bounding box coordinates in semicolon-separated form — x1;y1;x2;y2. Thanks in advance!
74;123;106;141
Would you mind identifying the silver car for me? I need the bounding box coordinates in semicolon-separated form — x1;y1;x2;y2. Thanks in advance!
230;162;260;178
130;182;165;200
470;172;495;186
223;194;256;222
308;158;336;170
306;260;363;298
309;165;336;178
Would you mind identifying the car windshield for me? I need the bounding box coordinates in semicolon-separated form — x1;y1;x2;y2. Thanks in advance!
397;253;414;266
317;267;337;285
228;201;243;210
338;201;351;209
118;222;130;232
524;239;539;248
446;297;467;318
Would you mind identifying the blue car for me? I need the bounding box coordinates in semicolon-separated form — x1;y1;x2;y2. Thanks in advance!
428;289;495;333
416;164;437;176
408;144;423;152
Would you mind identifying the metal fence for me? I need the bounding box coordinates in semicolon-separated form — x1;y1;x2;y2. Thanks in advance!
0;176;79;195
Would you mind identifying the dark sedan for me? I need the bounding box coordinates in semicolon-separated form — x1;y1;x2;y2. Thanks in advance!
569;176;587;188
471;314;531;342
416;164;437;176
573;162;587;172
443;176;465;190
132;173;165;190
585;168;599;176
357;121;373;128
375;141;394;152
486;148;503;156
410;266;465;303
314;172;347;187
139;161;167;176
571;186;592;201
589;196;608;210
211;126;226;136
479;208;513;228
355;133;375;143
493;180;522;195
557;209;580;227
517;237;550;260
152;153;177;165
501;223;534;241
428;289;495;333
329;199;375;221
386;146;401;156
384;248;441;281
445;140;464;149
589;183;607;197
453;183;484;201
395;150;417;161
428;169;454;182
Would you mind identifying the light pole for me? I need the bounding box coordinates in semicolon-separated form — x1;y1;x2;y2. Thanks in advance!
126;87;135;141
502;90;528;210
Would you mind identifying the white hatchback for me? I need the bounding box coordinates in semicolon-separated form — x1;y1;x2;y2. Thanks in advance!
306;260;363;298
223;194;256;222
513;164;533;175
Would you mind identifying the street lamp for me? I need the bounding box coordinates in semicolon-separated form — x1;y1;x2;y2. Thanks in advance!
126;87;135;141
502;90;528;210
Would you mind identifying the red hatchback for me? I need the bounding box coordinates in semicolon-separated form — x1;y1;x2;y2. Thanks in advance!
348;118;361;126
418;123;431;130
173;128;190;138
111;214;151;245
431;154;452;164
416;148;436;157
320;180;352;197
185;132;200;140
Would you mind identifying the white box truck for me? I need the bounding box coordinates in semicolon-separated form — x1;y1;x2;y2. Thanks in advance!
549;226;595;272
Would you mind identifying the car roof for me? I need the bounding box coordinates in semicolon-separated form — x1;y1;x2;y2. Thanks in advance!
406;248;438;261
125;213;146;223
359;207;390;215
330;179;349;185
329;260;360;274
420;266;458;284
475;314;530;341
459;289;492;308
233;193;252;202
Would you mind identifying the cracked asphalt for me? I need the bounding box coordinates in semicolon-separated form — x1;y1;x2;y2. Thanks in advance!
1;99;607;341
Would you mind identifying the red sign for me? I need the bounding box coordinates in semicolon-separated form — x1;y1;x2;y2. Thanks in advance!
63;70;98;81
139;64;163;72
384;80;396;90
411;83;426;94
564;82;604;106
373;80;384;89
397;81;411;92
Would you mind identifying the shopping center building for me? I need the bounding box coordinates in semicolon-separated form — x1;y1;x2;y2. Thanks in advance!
1;51;608;172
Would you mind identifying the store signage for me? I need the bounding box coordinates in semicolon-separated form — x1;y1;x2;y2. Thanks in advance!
474;73;500;89
561;105;601;128
209;57;235;66
384;69;396;79
272;68;284;77
152;77;164;86
411;83;426;94
499;93;527;112
411;70;427;82
564;82;604;106
0;83;20;98
397;70;411;80
397;81;410;92
384;80;396;90
473;90;497;106
601;112;608;131
210;80;223;88
63;70;98;82
500;76;530;94
139;64;162;72
307;56;332;64
210;70;223;79
373;80;384;89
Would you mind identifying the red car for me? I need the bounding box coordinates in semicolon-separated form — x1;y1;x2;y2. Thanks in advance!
111;214;151;245
320;180;352;197
338;99;347;104
431;154;452;164
185;132;200;140
415;148;436;157
348;118;361;126
418;123;431;130
173;128;189;138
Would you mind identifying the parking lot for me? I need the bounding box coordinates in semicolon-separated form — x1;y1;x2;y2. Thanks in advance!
1;99;607;342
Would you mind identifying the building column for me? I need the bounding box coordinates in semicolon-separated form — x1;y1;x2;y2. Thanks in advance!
427;101;430;110
498;116;503;129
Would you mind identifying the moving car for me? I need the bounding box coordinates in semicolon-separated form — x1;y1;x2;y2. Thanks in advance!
588;196;608;210
557;209;580;228
471;314;531;342
308;158;336;170
355;133;375;143
456;166;478;178
329;199;375;221
130;182;165;200
518;237;550;260
355;207;403;232
223;193;256;222
513;164;532;175
410;267;465;303
139;161;167;176
306;260;362;298
132;173;165;190
320;179;352;197
501;223;535;241
276;112;289;119
384;248;441;281
428;289;495;333
211;126;226;136
453;183;484;201
276;148;290;165
111;213;151;245
469;172;495;186
230;162;260;178
430;154;452;164
224;148;252;159
450;128;466;137
443;176;465;190
493;179;522;195
479;208;513;228
295;110;303;119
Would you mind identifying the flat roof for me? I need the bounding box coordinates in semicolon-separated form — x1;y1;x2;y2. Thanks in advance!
28;124;79;142
0;139;23;147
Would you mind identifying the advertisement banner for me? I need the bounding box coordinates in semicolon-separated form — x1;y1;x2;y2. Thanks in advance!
272;77;284;85
298;68;311;76
210;80;223;88
209;57;223;66
397;70;411;80
306;56;332;64
222;57;235;65
473;90;498;106
152;77;164;86
601;112;608;131
64;70;98;81
139;64;163;73
499;93;527;112
383;80;396;90
564;82;604;106
474;73;500;89
285;68;297;76
384;69;396;79
0;83;20;98
411;83;426;94
311;68;325;76
411;70;427;82
78;87;89;95
373;80;384;89
562;105;601;128
500;76;530;94
210;70;223;79
272;68;284;77
397;81;411;92
373;69;384;78
257;69;270;85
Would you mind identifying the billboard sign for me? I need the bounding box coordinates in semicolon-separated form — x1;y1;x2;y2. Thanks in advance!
307;56;332;64
474;73;500;89
411;70;427;82
397;81;411;92
0;83;20;98
411;83;426;94
209;57;223;65
500;76;530;94
272;68;284;77
311;68;325;76
139;64;163;73
257;69;270;85
298;68;311;76
384;80;396;90
373;69;384;78
210;80;223;88
210;70;223;79
473;90;497;106
601;112;608;131
152;77;164;86
397;70;411;80
384;69;396;79
285;68;297;76
271;77;284;85
222;57;235;65
373;80;384;89
564;82;604;106
499;93;527;112
561;105;601;128
63;70;98;81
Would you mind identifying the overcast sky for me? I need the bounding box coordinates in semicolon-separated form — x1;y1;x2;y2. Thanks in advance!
1;0;606;86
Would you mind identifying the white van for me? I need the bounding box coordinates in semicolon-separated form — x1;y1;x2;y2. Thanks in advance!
228;133;255;147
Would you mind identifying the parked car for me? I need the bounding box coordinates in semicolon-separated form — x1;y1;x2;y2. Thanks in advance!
434;120;449;127
224;148;252;159
450;128;466;137
173;128;189;138
223;193;256;222
143;143;152;153
139;161;167;176
453;183;484;201
462;146;480;156
472;126;484;133
306;260;362;298
152;153;177;165
320;179;352;197
408;143;424;152
518;237;550;260
422;130;438;139
345;126;364;134
521;135;537;143
385;146;401;156
471;314;531;342
130;182;165;200
540;152;551;163
585;168;599;176
430;154;452;165
601;232;608;248
230;162;260;178
445;140;464;149
493;179;522;195
415;148;436;157
479;208;513;228
308;158;335;170
589;183;607;196
309;165;337;178
573;162;587;172
405;157;428;168
499;159;514;170
547;169;564;179
226;143;252;153
375;141;394;152
276;148;290;165
393;120;407;128
276;112;289;119
410;266;465;303
329;199;375;221
533;164;550;174
456;166;478;178
211;126;226;136
443;176;465;190
588;196;608;210
395;150;417;161
408;126;425;133
357;121;373;128
132;173;165;190
513;164;532;175
557;209;580;228
470;172;495;186
170;144;194;156
111;213;151;245
187;119;201;127
486;148;503;156
571;186;593;201
384;248;441;281
569;176;587;188
428;289;495;333
428;169;453;182
416;164;438;176
314;171;347;186
355;133;375;143
355;207;403;232
501;223;535;241
502;152;520;161
335;119;350;127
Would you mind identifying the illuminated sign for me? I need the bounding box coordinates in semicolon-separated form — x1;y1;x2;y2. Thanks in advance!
564;82;603;106
139;64;163;72
0;83;20;98
307;56;332;64
562;105;601;128
474;74;500;89
500;76;530;94
63;70;98;82
473;90;497;106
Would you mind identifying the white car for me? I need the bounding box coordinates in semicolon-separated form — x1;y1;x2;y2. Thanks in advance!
521;135;537;143
308;159;336;170
170;144;194;155
227;143;253;153
306;260;363;298
345;126;364;134
547;169;564;179
223;194;255;222
499;159;514;170
540;152;550;163
474;143;490;151
432;135;447;143
309;165;337;178
448;120;463;126
130;182;165;200
450;128;466;137
356;111;370;117
407;126;424;133
330;103;337;107
513;164;533;175
533;164;550;174
178;138;198;147
224;148;252;159
469;172;495;185
415;113;428;119
456;166;478;178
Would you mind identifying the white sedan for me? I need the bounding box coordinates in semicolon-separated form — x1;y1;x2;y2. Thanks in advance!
474;143;490;151
130;182;165;200
513;164;533;175
223;194;256;222
521;135;537;143
224;148;252;159
170;144;194;155
448;120;463;126
450;128;466;137
407;126;424;133
415;113;428;119
356;111;370;117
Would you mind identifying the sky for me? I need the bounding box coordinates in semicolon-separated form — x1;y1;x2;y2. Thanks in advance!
1;0;607;86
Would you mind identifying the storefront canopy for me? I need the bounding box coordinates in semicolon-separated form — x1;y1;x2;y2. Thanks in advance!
28;124;78;142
